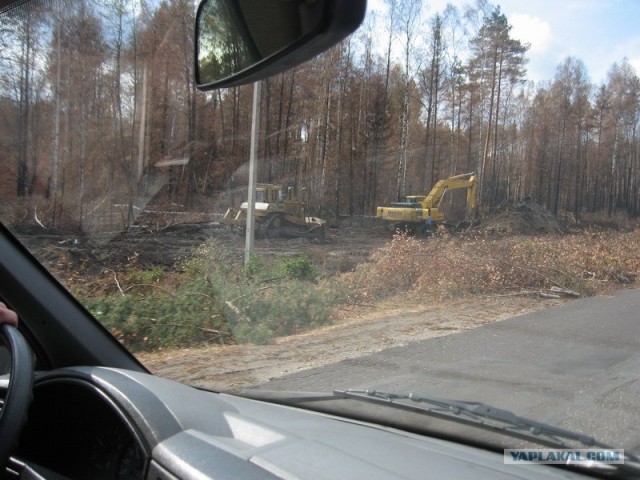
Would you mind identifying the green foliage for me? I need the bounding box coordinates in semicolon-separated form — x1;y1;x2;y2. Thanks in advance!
231;323;274;345
85;278;231;352
181;239;238;277
85;241;343;351
224;279;345;344
242;253;265;278
213;251;335;344
273;255;319;281
125;266;165;284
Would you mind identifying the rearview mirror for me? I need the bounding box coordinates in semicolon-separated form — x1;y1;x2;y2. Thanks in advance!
195;0;367;90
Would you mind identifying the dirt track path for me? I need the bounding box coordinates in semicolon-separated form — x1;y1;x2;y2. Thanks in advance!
139;294;568;392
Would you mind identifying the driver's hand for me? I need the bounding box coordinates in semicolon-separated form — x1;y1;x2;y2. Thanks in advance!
0;302;18;328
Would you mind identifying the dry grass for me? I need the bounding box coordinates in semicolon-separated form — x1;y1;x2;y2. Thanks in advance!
342;229;640;302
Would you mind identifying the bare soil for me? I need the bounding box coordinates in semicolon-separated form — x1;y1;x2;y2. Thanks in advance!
480;200;564;235
138;294;568;392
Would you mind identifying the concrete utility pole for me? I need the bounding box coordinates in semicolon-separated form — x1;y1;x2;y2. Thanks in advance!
245;81;261;266
137;62;148;182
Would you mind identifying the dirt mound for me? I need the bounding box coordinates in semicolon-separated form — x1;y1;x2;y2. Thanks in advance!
481;200;563;235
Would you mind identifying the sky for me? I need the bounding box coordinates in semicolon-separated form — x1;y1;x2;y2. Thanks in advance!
366;0;640;85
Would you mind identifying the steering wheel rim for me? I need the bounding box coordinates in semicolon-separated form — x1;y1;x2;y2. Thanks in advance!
0;324;33;472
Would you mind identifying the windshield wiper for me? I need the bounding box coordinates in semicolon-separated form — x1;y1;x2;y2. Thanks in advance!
332;389;640;473
333;388;601;449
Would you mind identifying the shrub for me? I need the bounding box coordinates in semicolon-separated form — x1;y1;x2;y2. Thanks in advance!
344;233;426;299
274;255;319;281
85;278;232;352
341;229;640;302
125;266;164;284
242;253;265;278
85;240;344;350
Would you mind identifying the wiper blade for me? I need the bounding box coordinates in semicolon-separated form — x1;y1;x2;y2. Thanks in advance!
336;389;640;475
334;389;603;450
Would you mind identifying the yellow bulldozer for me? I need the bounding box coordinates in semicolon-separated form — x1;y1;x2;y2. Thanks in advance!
376;173;477;234
222;183;326;240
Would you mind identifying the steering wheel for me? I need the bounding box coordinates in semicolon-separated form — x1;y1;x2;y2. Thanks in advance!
0;324;33;472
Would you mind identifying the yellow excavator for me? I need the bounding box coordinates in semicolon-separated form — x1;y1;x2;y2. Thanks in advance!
376;173;477;234
222;183;326;240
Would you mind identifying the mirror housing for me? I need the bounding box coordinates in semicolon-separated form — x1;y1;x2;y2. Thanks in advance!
195;0;366;90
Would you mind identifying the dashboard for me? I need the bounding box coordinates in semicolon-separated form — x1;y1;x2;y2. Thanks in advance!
1;366;591;480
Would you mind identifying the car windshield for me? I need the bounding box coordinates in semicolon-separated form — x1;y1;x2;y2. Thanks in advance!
2;0;640;460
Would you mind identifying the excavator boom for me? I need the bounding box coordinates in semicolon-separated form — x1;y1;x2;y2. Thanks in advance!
423;173;477;209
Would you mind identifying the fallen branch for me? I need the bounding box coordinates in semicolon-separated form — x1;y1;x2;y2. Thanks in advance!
609;271;631;284
34;204;46;230
491;290;538;298
122;283;176;296
339;303;376;310
224;300;252;324
185;292;214;300
538;292;561;299
550;286;580;297
494;288;578;300
227;285;277;304
224;284;287;324
456;246;572;291
148;318;229;341
103;268;124;295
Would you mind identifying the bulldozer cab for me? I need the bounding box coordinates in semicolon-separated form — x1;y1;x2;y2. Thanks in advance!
255;184;283;203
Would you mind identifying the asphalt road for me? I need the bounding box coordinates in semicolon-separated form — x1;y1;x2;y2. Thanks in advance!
258;289;640;451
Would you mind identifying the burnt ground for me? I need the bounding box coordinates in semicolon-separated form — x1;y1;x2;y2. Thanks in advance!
14;216;391;274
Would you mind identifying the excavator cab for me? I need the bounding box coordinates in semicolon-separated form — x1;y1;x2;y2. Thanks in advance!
390;196;426;208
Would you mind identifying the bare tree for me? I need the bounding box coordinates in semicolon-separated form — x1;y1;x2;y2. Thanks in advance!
468;6;527;208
